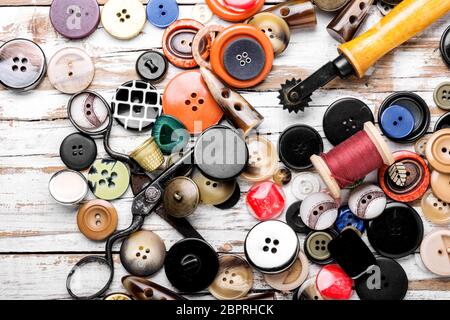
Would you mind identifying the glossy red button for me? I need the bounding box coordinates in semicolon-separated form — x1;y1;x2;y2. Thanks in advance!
246;181;285;221
316;264;353;300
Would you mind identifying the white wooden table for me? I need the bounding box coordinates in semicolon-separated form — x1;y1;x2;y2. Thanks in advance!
0;1;449;300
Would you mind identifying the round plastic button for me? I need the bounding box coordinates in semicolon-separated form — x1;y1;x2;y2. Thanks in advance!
334;206;365;234
48;47;94;94
435;112;450;131
264;251;309;291
60;132;97;171
431;170;450;203
223;38;265;81
304;230;337;265
136;50;168;83
120;230;166;277
316;264;353;300
291;172;321;200
425;129;450;173
163;177;200;218
355;257;408;300
300;192;339;231
380;105;415;140
163;70;223;134
101;0;146;40
164;238;219;292
241;135;278;182
279;125;323;171
49;169;89;205
420;191;450;225
77;199;118;241
293;277;324;300
214;182;241;210
0;39;46;91
208;255;253;300
104;293;132;300
314;0;350;11
323;98;374;146
246;181;285;221
286;200;311;234
367;202;424;259
87;159;130;201
50;0;100;39
440;25;450;67
420;229;450;276
151;115;189;155
206;0;264;22
192;169;236;206
273;166;292;186
348;184;386;220
433;82;450;110
191;3;213;24
414;135;430;157
146;0;179;28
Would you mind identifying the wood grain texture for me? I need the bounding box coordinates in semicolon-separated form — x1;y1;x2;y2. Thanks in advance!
0;2;449;300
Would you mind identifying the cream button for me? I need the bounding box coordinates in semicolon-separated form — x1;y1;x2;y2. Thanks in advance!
264;251;309;291
430;170;450;203
348;184;387;220
241;135;278;182
291;172;321;200
101;0;146;40
420;229;450;276
421;191;450;225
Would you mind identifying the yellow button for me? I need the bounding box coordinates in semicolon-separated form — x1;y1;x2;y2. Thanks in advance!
101;0;146;40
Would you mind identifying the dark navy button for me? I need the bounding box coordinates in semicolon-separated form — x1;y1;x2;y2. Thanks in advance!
435;112;450;131
223;38;265;81
355;257;408;300
60;132;97;171
286;200;311;234
136;50;168;83
146;0;179;28
380;105;415;140
440;25;450;68
334;206;365;234
323;98;374;146
278;125;323;171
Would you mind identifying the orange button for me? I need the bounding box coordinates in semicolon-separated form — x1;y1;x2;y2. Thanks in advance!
77;200;118;241
162;70;223;134
206;0;264;22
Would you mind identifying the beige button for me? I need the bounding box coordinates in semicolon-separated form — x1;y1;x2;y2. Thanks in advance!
264;251;309;291
414;135;430;157
163;177;200;218
101;0;146;40
273;166;292;186
425;129;450;173
294;276;324;300
421;191;450;225
104;293;132;300
430;170;450;203
77;199;118;241
313;0;350;12
420;229;450;276
241;135;278;182
208;255;253;300
191;169;236;205
191;3;213;24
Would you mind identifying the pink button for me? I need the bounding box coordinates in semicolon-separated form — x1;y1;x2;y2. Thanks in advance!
246;181;285;221
316;264;353;300
224;0;257;10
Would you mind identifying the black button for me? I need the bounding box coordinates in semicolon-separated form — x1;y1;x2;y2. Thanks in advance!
60;133;97;171
278;125;323;171
303;229;337;265
136;50;168;83
435;112;450;131
286;200;311;234
355;257;408;300
367;202;424;259
440;25;450;68
323;98;374;146
378;92;430;143
223;38;265;81
164;238;219;292
214;182;241;210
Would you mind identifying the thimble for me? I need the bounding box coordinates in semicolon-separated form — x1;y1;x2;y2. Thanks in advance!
130;137;164;172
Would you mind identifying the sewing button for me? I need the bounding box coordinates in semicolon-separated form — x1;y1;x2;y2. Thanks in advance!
206;0;264;22
104;293;132;300
300;192;339;230
164;238;219;292
50;0;100;39
420;191;450;225
77;199;118;241
136;50;168;83
420;229;450;277
245;220;299;274
334;206;365;234
60;132;97;171
87;159;130;201
435;112;450;131
313;0;350;11
163;177;200;218
355;257;408;300
433;82;450;110
273;166;292;186
208;255;253;300
214;182;241;210
431;170;450;203
304;230;337;265
367;202;424;259
264;251;309;292
47;47;94;94
247;12;291;55
49;169;89;205
323;98;374;146
316;264;353;300
291;172;321;200
426;129;450;173
414;135;430;157
223;37;265;81
146;0;178;28
191;3;213;24
279;125;323;171
192;170;236;206
241;135;278;182
101;0;146;40
380;105;415;140
111;80;162;132
286;201;311;234
246;181;285;221
348;184;386;220
440;25;450;68
293;277;324;300
120;230;166;277
163;70;223;134
0;39;46;91
151;115;189;155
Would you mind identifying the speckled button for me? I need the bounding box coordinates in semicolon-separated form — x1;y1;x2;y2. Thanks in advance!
136;50;168;83
192;169;236;206
300;192;339;231
334;206;365;234
48;47;94;94
191;3;213;24
440;25;450;67
291;172;321;201
421;191;450;225
87;159;130;200
60;132;97;171
273;166;292;186
246;181;285;221
348;184;386;220
120;230;166;277
208;255;254;300
77;199;118;241
50;0;100;39
316;264;353;300
433;82;450;110
304;230;337;265
285;200;311;234
101;0;146;40
163;177;200;218
430;170;450;203
420;229;450;276
426;129;450;173
0;39;46;91
146;0;179;28
414;135;430;157
380;105;415;140
293;277;324;300
241;135;278;182
264;251;309;291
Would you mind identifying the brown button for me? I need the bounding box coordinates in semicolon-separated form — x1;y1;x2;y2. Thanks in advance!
414;135;430;157
264;251;309;291
241;135;278;182
313;0;350;11
163;177;200;218
48;47;95;94
104;293;132;300
420;229;450;276
120;230;166;277
77;200;118;241
192;169;236;205
431;170;450;203
294;276;324;300
426;129;450;173
273;166;292;186
208;255;253;300
421;191;450;225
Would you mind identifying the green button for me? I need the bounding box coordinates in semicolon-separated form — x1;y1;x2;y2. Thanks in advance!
88;159;130;200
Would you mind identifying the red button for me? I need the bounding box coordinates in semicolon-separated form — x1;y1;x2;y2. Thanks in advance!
246;181;285;221
316;264;353;300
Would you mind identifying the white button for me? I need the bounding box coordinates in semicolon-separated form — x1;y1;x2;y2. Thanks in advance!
101;0;146;40
191;3;213;24
300;192;338;230
291;172;321;200
348;184;387;220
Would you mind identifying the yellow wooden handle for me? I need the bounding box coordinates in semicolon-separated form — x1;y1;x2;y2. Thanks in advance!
339;0;450;78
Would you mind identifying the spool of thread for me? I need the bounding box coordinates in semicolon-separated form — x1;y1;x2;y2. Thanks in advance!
311;122;394;198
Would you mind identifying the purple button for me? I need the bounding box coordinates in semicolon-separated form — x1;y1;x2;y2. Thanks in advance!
50;0;100;39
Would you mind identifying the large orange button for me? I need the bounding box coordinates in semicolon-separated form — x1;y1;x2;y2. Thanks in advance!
162;70;223;134
206;0;264;22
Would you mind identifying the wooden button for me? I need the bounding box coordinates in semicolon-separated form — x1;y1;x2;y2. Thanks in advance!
421;191;450;225
264;251;309;291
273;166;292;186
420;229;450;277
77;199;118;241
48;47;94;94
163;177;200;218
206;0;264;22
192;169;236;205
426;129;450;173
101;0;146;40
431;170;450;203
122;276;185;300
241;135;278;182
87;159;130;200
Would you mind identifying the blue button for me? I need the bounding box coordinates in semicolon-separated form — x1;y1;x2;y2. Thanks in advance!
334;206;365;234
147;0;179;28
380;104;415;139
